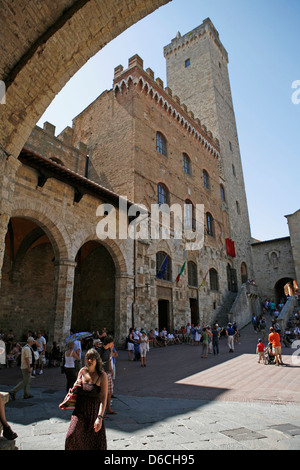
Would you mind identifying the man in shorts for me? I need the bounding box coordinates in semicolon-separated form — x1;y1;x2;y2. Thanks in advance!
268;327;283;366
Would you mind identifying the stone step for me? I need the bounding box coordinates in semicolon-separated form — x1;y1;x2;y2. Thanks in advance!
0;391;17;449
0;436;17;450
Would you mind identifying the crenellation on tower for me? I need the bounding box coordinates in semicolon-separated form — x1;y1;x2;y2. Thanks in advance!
112;56;220;156
164;18;228;63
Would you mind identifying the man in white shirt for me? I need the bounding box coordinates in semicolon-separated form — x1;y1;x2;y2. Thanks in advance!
34;330;46;375
10;336;39;399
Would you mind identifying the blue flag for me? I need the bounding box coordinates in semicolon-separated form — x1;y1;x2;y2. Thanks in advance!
156;255;168;279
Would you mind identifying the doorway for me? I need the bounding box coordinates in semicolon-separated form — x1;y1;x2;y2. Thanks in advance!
158;299;170;332
189;298;198;325
227;264;238;292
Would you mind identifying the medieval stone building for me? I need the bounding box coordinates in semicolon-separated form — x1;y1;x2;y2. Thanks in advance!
0;18;280;346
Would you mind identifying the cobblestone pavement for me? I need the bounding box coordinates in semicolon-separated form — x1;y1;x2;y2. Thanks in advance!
1;322;300;451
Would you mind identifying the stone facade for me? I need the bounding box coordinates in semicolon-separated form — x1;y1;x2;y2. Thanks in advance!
0;141;135;345
0;0;170;346
286;210;300;287
251;237;297;301
71;53;243;332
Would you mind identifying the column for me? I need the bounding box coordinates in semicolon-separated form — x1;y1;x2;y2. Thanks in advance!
114;272;134;346
0;151;20;287
50;258;77;345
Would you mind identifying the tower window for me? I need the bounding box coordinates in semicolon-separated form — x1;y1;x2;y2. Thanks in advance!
206;212;215;237
156;131;167;157
220;184;226;202
184;200;196;230
203;170;210;189
209;268;219;291
185;59;191;68
157;183;169;205
182;153;191;174
156;251;172;281
188;261;198;287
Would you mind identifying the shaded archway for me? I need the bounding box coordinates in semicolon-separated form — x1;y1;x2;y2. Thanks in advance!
0;217;56;339
158;299;170;332
72;241;116;334
275;277;298;304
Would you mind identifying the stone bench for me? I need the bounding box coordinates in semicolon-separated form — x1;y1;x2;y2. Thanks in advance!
0;392;17;450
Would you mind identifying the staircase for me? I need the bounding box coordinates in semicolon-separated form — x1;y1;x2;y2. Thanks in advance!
277;296;298;331
213;291;237;327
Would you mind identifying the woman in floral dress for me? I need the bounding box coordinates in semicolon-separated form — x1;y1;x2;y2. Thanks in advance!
65;348;108;450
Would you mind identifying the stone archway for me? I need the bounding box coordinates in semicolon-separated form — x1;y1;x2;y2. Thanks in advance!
275;277;298;304
71;233;134;345
72;240;116;334
1;0;170;158
0;217;57;340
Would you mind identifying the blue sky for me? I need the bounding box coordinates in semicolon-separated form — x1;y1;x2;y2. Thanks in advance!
37;0;300;242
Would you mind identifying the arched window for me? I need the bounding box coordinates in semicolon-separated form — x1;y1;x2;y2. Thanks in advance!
156;131;167;157
220;184;226;202
157;183;169;205
156;251;172;281
241;262;248;284
206;212;214;237
184;200;196;230
209;268;219;291
182;153;191;174
188;261;198;287
203;170;210;189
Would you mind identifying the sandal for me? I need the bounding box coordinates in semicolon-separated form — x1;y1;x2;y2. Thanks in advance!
3;426;18;440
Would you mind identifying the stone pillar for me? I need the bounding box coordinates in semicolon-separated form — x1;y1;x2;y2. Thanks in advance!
50;258;77;345
115;273;134;346
0;151;20;287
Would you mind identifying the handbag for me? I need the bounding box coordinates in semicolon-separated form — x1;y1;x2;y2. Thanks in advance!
59;387;78;410
59;369;83;410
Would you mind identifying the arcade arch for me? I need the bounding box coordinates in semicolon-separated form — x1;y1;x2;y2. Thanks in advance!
0;217;57;340
274;277;298;304
72;240;117;334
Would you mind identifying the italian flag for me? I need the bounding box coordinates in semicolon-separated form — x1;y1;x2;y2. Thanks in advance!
176;261;186;283
201;270;209;286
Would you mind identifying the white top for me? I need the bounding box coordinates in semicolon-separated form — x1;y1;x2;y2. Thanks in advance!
65;351;76;368
36;336;46;352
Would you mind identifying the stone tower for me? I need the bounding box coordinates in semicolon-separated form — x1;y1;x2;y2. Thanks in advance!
164;18;253;288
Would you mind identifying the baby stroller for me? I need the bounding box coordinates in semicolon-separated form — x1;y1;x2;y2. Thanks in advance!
265;343;275;365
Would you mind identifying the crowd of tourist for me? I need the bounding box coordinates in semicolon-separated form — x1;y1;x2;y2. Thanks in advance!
124;320;241;362
0;328;61;370
1;293;300;447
